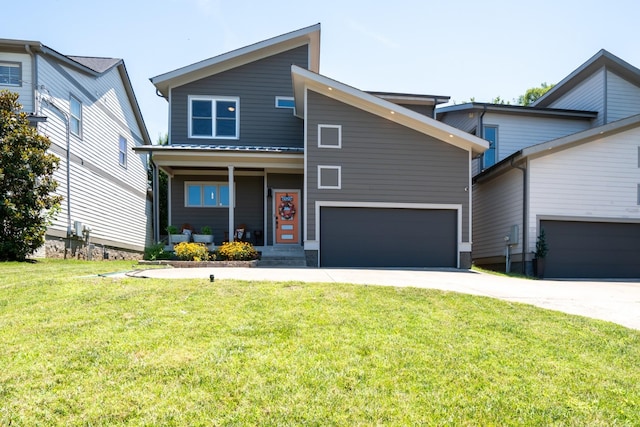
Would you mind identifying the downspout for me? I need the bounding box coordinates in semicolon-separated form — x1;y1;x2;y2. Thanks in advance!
510;157;527;275
41;97;72;238
24;44;38;113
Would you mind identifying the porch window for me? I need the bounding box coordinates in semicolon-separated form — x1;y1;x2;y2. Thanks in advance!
70;95;82;137
185;181;232;207
188;96;239;139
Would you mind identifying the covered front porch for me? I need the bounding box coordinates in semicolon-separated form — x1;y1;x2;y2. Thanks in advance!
135;145;304;249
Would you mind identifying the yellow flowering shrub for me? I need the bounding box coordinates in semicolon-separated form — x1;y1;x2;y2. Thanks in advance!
216;241;258;261
173;242;209;261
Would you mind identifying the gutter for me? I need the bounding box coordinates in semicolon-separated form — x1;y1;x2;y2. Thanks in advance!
24;44;38;113
510;157;527;275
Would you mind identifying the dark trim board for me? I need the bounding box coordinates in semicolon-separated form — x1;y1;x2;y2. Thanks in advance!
319;206;457;268
541;220;640;279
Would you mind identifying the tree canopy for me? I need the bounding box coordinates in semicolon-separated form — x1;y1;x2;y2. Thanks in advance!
517;82;555;106
0;90;62;260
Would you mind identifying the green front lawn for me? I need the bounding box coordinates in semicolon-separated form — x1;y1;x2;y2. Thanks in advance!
1;260;639;425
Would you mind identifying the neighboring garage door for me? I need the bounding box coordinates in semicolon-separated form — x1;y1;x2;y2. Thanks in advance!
541;220;640;278
320;207;457;268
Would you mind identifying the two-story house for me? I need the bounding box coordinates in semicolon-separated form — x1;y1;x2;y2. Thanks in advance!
0;39;152;259
136;24;488;268
438;50;640;278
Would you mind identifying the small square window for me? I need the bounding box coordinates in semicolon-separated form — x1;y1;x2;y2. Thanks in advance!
0;62;21;86
318;166;341;189
70;95;82;137
318;125;342;148
118;136;127;167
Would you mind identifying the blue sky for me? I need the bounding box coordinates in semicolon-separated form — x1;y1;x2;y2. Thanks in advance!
4;0;639;142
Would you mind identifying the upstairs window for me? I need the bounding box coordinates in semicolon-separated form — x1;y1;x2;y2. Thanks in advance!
0;62;21;86
275;96;295;109
483;125;498;169
118;136;127;167
70;95;82;137
189;96;239;139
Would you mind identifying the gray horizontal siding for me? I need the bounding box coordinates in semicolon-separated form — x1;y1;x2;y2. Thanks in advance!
305;90;470;241
550;68;605;126
438;110;478;134
171;46;307;148
171;174;263;244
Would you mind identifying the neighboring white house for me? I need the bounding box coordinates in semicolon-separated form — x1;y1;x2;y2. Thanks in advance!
438;50;640;278
0;39;152;259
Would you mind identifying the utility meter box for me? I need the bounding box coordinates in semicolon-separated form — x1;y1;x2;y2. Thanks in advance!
506;225;519;245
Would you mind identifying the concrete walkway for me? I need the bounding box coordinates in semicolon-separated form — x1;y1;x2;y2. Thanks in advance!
127;267;640;330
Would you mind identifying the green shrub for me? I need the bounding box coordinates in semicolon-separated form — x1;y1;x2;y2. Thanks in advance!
201;225;212;234
173;242;209;261
143;243;166;261
166;225;179;234
215;241;258;261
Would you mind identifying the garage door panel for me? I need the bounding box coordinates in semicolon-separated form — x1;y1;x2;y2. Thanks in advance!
320;207;457;268
542;220;640;279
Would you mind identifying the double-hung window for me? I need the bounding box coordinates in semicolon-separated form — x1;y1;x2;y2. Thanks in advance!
0;62;21;86
70;95;82;137
185;182;232;207
118;136;127;167
189;96;239;139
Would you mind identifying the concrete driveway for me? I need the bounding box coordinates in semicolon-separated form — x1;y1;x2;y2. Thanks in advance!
128;267;640;330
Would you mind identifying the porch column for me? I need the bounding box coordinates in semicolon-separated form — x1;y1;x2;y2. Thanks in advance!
228;166;235;242
152;160;160;243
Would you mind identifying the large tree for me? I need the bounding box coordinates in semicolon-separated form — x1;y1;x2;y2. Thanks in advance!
0;90;62;260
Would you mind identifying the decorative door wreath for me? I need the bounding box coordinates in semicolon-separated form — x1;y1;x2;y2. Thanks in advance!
278;195;296;220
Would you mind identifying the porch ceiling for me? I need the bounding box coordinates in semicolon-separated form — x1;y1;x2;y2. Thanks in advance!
137;145;304;174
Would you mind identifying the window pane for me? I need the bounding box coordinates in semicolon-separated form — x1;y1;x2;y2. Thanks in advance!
219;185;229;206
203;185;217;206
70;117;80;136
70;98;81;116
192;100;212;118
483;126;497;169
119;137;127;166
276;97;295;108
216;118;236;137
187;184;201;206
216;101;236;118
192;118;212;136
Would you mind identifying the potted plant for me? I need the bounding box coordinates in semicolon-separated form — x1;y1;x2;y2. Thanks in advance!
166;225;189;244
533;229;548;279
193;226;214;244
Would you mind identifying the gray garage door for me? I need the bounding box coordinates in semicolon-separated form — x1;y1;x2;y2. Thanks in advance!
320;207;457;268
541;220;640;278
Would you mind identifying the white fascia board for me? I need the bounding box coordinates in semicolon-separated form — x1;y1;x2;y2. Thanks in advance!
151;24;320;97
291;65;489;155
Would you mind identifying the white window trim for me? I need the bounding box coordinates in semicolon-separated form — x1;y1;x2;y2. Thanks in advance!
318;124;342;148
188;95;239;139
184;181;235;208
0;61;22;87
118;136;127;168
69;95;82;138
317;165;342;189
275;96;295;109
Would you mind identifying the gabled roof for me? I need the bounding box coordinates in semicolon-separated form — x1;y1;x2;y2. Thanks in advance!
68;56;122;73
436;102;597;120
533;49;640;108
474;113;640;183
151;24;321;98
0;38;151;145
291;65;489;156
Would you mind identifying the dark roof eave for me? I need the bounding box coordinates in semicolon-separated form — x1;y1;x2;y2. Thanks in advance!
133;145;305;154
437;102;598;119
